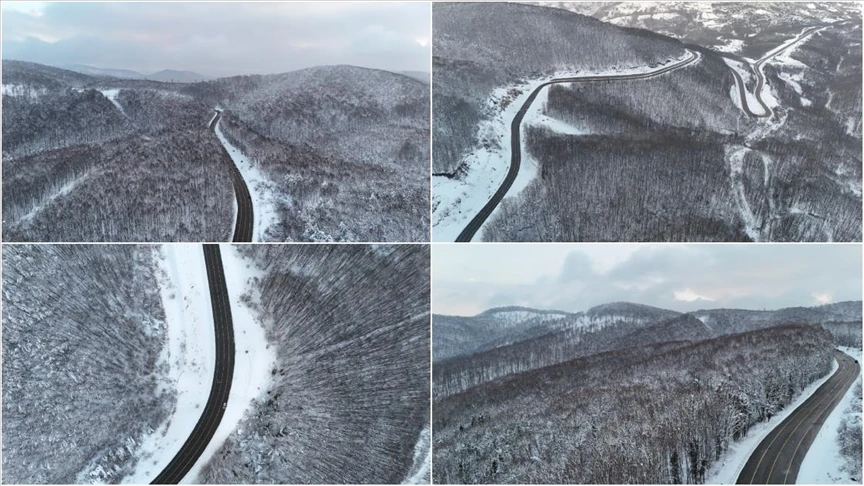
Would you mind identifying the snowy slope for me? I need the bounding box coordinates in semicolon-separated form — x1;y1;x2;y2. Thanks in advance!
119;246;215;483
432;51;698;241
797;347;862;484
183;245;275;483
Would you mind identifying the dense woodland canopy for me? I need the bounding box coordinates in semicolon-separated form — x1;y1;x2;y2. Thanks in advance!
2;61;429;242
2;245;169;484
434;325;836;484
200;245;430;483
433;300;862;484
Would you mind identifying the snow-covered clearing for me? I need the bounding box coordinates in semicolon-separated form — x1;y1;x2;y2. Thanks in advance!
99;89;129;118
725;145;761;241
16;175;88;225
402;425;431;484
119;246;215;483
432;50;698;241
715;38;745;53
183;245;276;483
214;118;280;242
705;356;841;484
798;347;862;484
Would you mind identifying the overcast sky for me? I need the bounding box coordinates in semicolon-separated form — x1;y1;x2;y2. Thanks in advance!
433;244;862;316
1;2;430;76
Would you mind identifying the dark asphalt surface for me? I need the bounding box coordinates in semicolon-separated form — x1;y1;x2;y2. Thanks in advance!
151;245;235;484
737;350;860;484
209;110;254;242
454;51;700;242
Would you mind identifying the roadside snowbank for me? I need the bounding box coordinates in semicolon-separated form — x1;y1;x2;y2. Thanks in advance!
183;245;276;483
214;118;280;242
432;50;698;241
119;246;216;483
705;356;841;484
797;347;862;484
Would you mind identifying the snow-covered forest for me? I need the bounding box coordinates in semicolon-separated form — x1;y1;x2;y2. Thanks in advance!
2;61;429;242
433;2;862;242
2;245;170;484
432;300;862;483
198;245;430;483
434;325;835;484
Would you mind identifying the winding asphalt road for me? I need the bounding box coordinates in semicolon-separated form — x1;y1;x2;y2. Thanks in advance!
151;245;235;484
728;25;824;118
209;111;254;242
737;350;860;484
455;50;700;242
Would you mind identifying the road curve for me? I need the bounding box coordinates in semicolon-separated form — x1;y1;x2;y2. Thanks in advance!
729;25;824;118
737;350;860;484
151;245;235;484
209;110;254;242
455;50;700;242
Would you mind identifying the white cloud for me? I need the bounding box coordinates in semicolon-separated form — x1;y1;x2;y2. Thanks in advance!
673;288;715;302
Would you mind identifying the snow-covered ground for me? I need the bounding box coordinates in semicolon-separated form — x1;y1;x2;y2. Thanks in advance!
99;89;129;118
183;245;276;483
402;425;431;484
15;175;88;226
118;246;216;483
798;347;862;484
705;355;842;484
214;117;280;242
432;50;698;241
1;84;47;97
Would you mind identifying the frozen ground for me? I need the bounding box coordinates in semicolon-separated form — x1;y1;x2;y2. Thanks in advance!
402;426;431;484
705;355;841;484
432;50;698;241
798;347;862;484
214;118;280;242
183;245;276;483
99;89;129;118
119;246;215;483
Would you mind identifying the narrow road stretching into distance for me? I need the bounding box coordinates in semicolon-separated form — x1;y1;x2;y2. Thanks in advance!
455;50;701;242
209;110;254;242
152;245;236;484
728;25;826;118
737;350;860;484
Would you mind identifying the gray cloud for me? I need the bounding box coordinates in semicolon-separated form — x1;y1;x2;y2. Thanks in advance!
1;2;430;76
433;244;862;316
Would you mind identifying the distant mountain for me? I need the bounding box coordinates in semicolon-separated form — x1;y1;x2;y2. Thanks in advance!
146;69;210;83
62;64;145;79
399;70;430;83
60;64;211;83
433;302;679;362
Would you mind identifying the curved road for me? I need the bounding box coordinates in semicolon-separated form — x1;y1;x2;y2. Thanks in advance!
737;350;860;484
455;50;700;242
152;245;235;484
729;25;824;118
209;111;254;242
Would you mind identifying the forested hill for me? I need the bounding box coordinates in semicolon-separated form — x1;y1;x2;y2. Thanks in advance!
432;2;686;174
433;300;862;396
2;61;429;242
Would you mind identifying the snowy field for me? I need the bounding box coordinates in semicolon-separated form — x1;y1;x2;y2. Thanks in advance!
99;89;129;118
183;245;276;483
403;426;431;484
705;351;846;484
119;246;215;483
214;118;280;242
432;50;698;241
798;347;862;484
